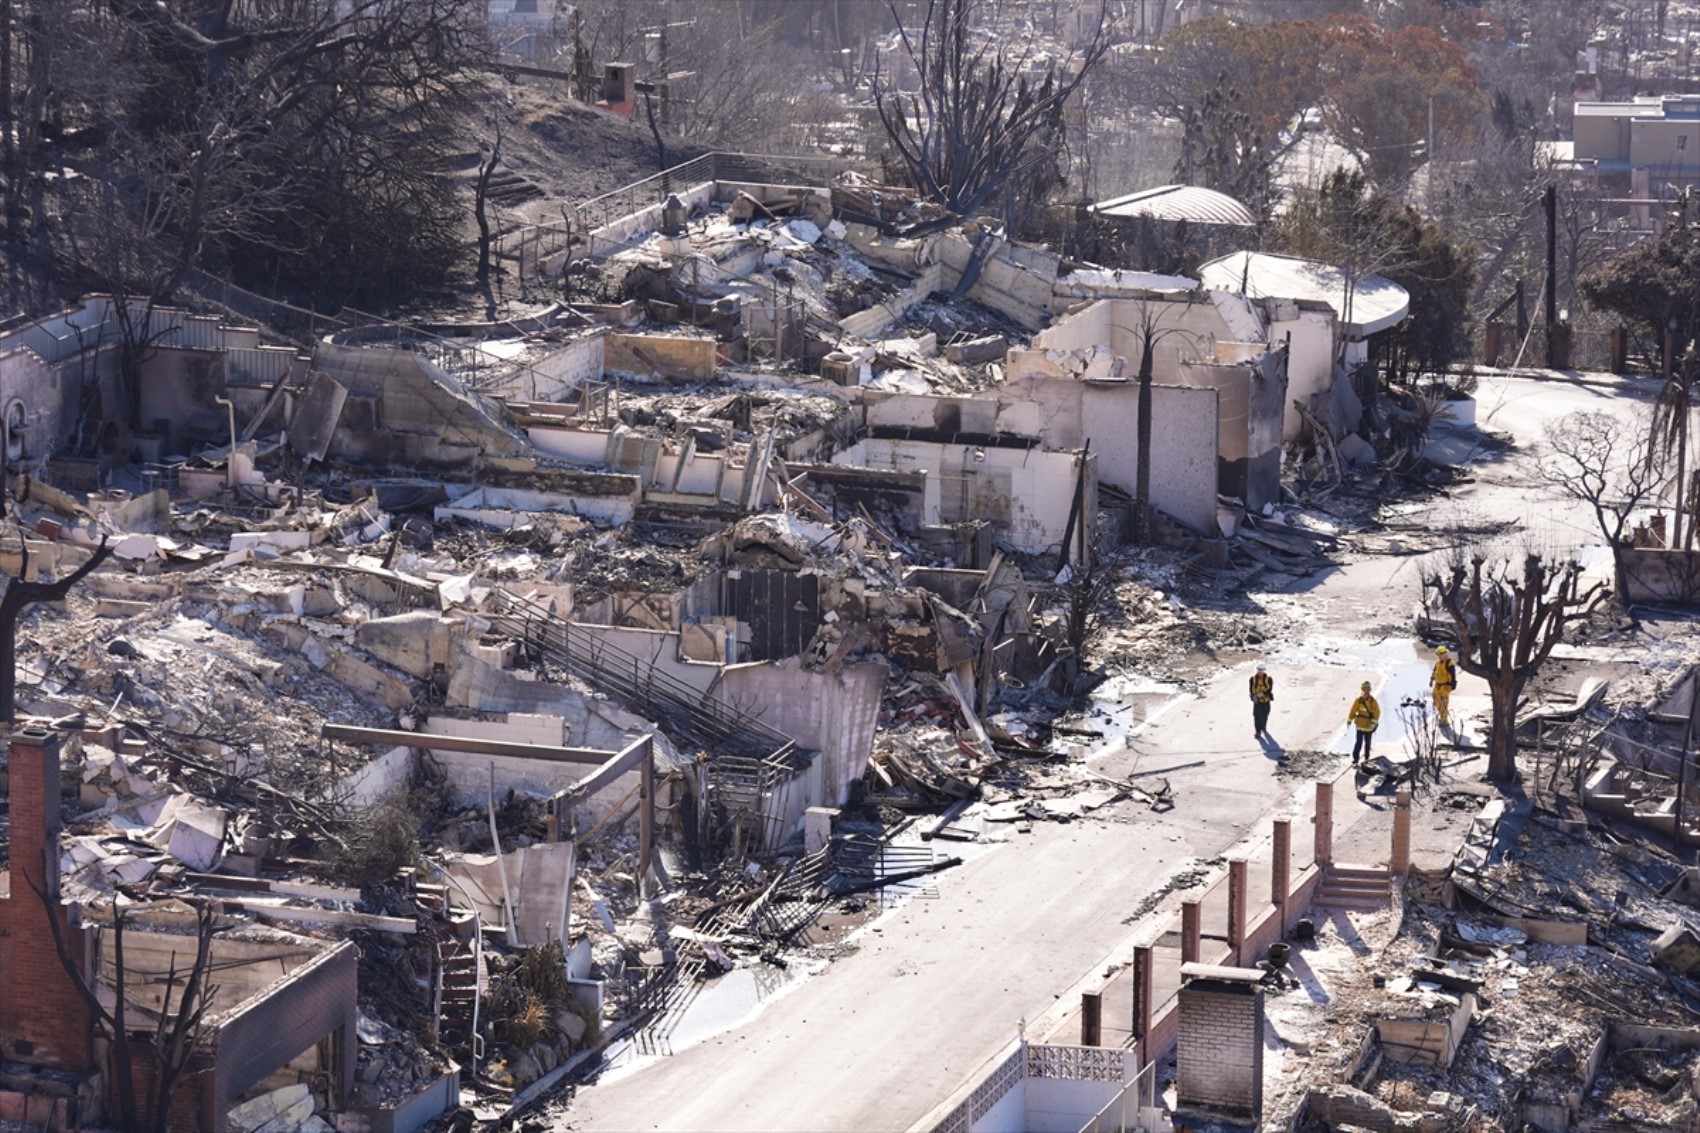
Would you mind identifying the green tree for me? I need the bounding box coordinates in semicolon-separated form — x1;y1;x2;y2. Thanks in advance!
1281;170;1477;380
1578;214;1700;346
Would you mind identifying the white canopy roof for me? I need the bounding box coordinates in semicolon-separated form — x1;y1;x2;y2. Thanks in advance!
1198;251;1410;336
1089;184;1258;227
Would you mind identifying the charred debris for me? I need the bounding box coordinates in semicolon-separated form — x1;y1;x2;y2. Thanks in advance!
0;170;1643;1133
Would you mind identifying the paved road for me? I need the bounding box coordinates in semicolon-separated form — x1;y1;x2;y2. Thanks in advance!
557;652;1396;1132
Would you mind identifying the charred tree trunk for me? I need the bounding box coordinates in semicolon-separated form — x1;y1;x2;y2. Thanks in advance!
1486;677;1522;783
1134;333;1155;545
474;135;502;322
0;536;111;722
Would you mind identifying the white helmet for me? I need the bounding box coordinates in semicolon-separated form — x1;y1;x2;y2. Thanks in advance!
1256;663;1267;672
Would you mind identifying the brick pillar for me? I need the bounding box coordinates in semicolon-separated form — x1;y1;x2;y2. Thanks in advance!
1313;779;1335;866
1177;977;1265;1119
1227;857;1248;963
1132;944;1154;1040
1181;900;1201;964
1392;787;1412;876
8;728;63;901
1271;818;1292;916
0;728;93;1072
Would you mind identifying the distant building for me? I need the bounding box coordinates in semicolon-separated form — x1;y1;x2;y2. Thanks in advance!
1573;95;1700;182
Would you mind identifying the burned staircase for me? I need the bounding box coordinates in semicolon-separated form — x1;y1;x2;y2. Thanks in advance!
418;879;486;1066
488;588;811;850
1313;863;1394;911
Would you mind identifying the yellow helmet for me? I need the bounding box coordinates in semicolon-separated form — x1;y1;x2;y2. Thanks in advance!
1437;646;1449;655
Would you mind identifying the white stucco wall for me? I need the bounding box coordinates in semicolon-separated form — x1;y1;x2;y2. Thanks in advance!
836;438;1094;555
719;659;886;808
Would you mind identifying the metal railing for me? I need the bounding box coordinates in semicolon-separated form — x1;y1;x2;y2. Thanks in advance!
487;587;802;763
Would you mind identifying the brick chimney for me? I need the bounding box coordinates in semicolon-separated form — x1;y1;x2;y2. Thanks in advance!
0;726;92;1071
7;728;63;901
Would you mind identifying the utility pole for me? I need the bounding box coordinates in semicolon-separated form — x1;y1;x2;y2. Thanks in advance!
1544;184;1559;368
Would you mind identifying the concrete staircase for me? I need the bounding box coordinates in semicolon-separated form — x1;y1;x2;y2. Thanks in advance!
1313;863;1393;911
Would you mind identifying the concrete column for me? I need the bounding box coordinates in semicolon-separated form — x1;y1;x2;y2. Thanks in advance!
1271;817;1292;914
1313;780;1334;866
1392;787;1412;877
1227;857;1248;962
1181;900;1202;964
1081;990;1102;1047
1133;944;1155;1039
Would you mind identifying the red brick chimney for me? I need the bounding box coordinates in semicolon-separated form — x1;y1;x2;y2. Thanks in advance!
0;727;93;1071
8;728;62;900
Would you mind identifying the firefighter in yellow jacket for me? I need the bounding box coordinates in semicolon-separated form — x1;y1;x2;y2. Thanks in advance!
1431;646;1457;727
1348;680;1380;765
1249;662;1274;738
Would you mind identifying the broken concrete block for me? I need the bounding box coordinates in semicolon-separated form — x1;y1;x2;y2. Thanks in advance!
228;1082;312;1133
1653;925;1700;974
230;529;312;554
301;634;331;670
111;533;162;560
804;807;839;855
1337;432;1377;466
556;1008;588;1044
783;218;822;245
94;598;153;619
943;334;1009;365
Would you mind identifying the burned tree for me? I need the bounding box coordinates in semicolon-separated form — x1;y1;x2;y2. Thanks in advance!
1107;301;1204;545
871;0;1107;227
32;897;220;1133
0;533;111;721
1540;407;1669;594
1422;549;1608;784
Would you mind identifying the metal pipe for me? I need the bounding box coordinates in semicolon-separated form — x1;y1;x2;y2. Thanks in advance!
214;396;237;486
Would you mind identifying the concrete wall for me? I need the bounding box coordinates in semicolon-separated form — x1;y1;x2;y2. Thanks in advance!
1268;307;1336;438
207;942;358;1131
0;346;66;475
102;925;328;1018
1618;546;1700;603
487;334;606;402
425;712;577;796
719;659;886;808
442;658;670;751
859;389;1044;438
314;343;525;466
1574;110;1630;162
442;843;575;947
436;481;639;527
1177;358;1285;512
1033;297;1233;381
605;333;717;380
528;424;613;464
834;438;1094;555
136;347;237;453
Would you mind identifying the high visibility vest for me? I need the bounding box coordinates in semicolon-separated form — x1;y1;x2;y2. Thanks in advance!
1250;673;1273;703
1349;694;1380;731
